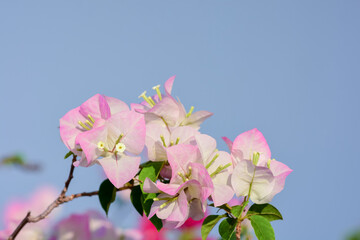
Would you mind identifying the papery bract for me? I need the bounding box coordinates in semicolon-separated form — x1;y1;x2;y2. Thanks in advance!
143;145;214;228
231;160;275;204
60;94;145;188
76;110;145;188
60;94;129;157
194;134;234;206
145;123;199;162
224;128;292;203
132;76;213;129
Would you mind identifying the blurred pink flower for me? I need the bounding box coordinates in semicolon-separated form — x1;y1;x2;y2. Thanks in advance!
0;186;58;240
180;215;205;230
139;216;167;240
50;210;119;240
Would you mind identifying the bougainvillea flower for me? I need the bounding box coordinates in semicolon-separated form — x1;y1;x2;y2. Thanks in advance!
143;145;213;228
224;128;292;203
259;159;292;203
231;159;275;204
50;211;118;240
0;186;58;240
145;123;199;161
194;134;234;206
132;76;213;129
60;94;129;156
76;110;145;188
227;128;271;166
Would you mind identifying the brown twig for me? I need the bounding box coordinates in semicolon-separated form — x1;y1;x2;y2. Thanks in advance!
8;155;134;240
236;221;242;240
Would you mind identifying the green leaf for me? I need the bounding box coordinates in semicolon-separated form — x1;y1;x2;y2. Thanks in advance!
138;161;164;190
149;215;163;231
130;185;143;216
137;161;164;231
2;154;25;165
219;217;237;240
246;204;283;222
98;179;117;216
201;214;226;240
231;205;243;218
250;215;275;240
142;193;157;216
229;231;237;240
64;151;73;159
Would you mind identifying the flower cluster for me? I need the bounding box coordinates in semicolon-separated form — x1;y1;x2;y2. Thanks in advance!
59;76;292;234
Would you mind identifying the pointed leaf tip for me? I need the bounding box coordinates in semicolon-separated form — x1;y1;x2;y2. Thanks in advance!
98;179;117;216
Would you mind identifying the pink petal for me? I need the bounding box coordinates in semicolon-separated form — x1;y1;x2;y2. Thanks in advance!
98;155;140;188
231;160;275;204
148;96;182;127
145;123;170;161
166;145;201;181
170;126;199;145
60;107;88;151
156;194;177;220
222;136;233;152
232;128;271;165
212;183;234;207
105;96;129;114
195;134;217;162
259;160;292;203
188;199;205;221
107;111;146;155
164;76;176;96
131;103;148;113
143;178;160;193
156;181;191;196
189;162;214;201
181;111;213;129
165;190;189;225
79;94;109;120
99;95;111;119
76;126;108;164
270;159;293;177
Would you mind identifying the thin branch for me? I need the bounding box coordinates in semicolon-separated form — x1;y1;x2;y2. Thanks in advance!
7;212;30;240
236;221;242;240
8;155;134;240
60;156;76;196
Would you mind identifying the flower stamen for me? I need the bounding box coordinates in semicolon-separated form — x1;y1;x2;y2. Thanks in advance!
252;152;260;166
87;114;95;123
152;84;162;101
148;96;156;106
138;91;154;107
186;106;194;118
160;135;167;147
206;153;219;169
78;120;90;131
85;120;93;127
210;163;232;178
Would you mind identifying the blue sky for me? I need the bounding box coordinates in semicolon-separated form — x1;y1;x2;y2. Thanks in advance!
0;1;359;239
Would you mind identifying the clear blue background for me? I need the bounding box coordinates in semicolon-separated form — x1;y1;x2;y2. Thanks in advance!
0;1;359;239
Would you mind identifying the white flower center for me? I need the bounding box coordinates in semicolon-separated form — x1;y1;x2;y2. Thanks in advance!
97;141;105;150
115;143;126;153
